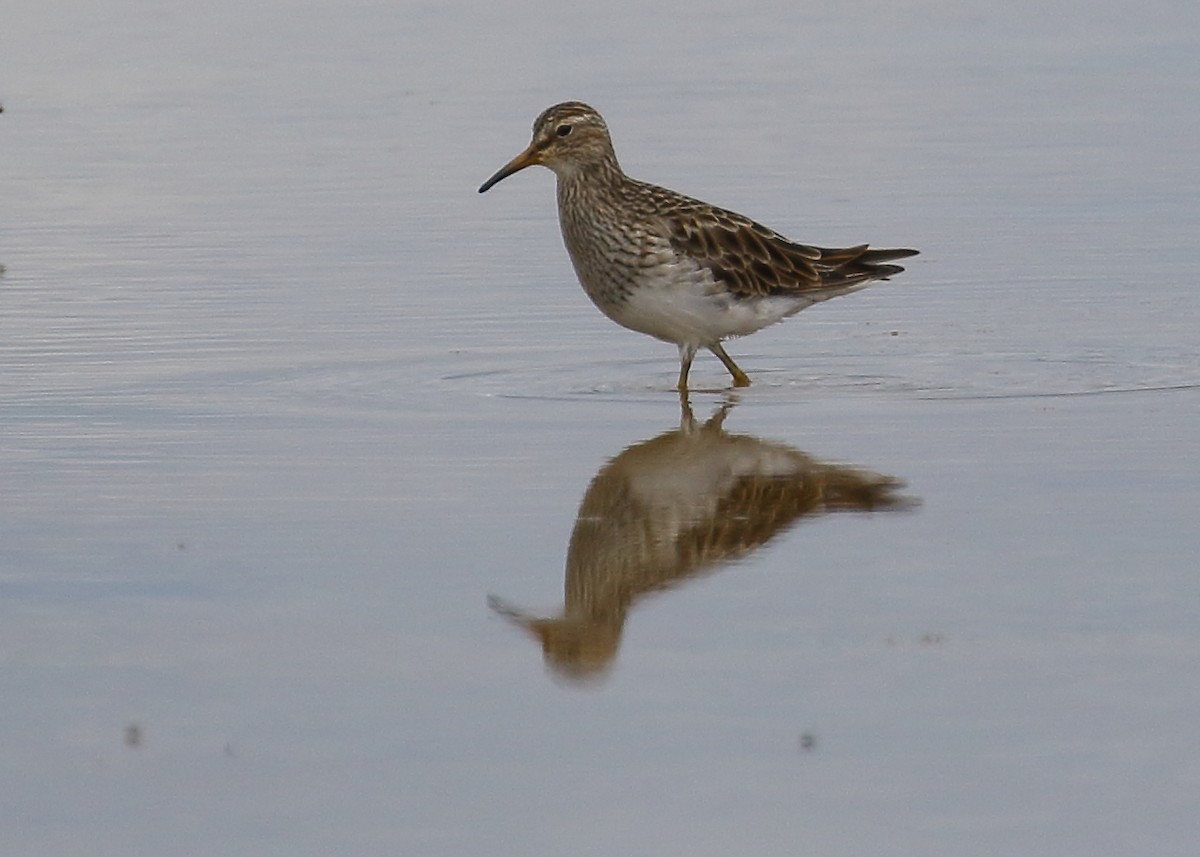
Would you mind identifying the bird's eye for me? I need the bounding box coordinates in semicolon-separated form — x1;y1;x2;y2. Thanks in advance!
555;123;573;137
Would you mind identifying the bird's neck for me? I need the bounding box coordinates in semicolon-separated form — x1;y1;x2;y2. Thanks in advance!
555;153;625;192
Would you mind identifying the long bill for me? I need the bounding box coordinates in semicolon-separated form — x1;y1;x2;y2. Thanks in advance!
478;143;541;193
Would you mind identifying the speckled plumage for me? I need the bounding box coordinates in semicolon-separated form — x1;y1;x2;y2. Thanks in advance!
479;101;918;391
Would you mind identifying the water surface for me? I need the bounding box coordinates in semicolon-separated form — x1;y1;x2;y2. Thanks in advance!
2;1;1198;855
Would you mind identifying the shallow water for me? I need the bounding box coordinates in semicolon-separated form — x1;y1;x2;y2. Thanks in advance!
2;1;1199;855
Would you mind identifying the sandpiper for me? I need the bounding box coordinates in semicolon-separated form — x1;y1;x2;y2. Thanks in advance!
479;101;917;391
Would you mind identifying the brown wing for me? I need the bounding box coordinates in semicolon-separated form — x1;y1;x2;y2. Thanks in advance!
660;200;918;299
662;204;823;297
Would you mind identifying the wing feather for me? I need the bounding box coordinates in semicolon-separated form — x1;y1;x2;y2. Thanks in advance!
664;208;825;297
637;181;918;299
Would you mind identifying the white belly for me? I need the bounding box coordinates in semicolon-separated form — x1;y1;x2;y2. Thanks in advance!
587;256;814;347
558;206;814;347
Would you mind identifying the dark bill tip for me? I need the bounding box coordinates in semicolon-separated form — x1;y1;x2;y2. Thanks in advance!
477;146;538;194
478;166;514;194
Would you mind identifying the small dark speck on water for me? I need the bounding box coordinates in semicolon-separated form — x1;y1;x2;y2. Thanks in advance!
799;732;816;752
124;723;142;748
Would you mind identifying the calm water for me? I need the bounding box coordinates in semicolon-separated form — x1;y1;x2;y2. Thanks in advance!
3;1;1199;855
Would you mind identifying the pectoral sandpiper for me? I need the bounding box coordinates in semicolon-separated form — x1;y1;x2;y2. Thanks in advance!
478;101;918;391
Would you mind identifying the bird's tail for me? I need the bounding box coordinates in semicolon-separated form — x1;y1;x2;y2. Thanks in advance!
817;245;919;282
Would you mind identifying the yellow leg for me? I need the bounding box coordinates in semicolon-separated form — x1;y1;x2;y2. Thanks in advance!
709;343;751;388
676;344;697;392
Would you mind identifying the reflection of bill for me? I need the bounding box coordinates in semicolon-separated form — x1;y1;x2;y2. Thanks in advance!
490;399;918;684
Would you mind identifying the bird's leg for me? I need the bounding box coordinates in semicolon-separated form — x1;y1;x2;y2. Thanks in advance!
709;343;751;388
676;344;697;392
677;391;697;433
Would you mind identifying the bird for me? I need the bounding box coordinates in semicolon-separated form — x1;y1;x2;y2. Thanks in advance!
489;397;915;681
478;101;917;392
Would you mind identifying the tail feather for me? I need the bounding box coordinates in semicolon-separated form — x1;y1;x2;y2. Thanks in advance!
856;246;920;264
815;245;918;286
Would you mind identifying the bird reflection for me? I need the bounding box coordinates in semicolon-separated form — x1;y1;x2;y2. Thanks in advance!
490;397;917;683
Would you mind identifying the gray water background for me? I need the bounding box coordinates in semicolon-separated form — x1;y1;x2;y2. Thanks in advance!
2;1;1198;854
